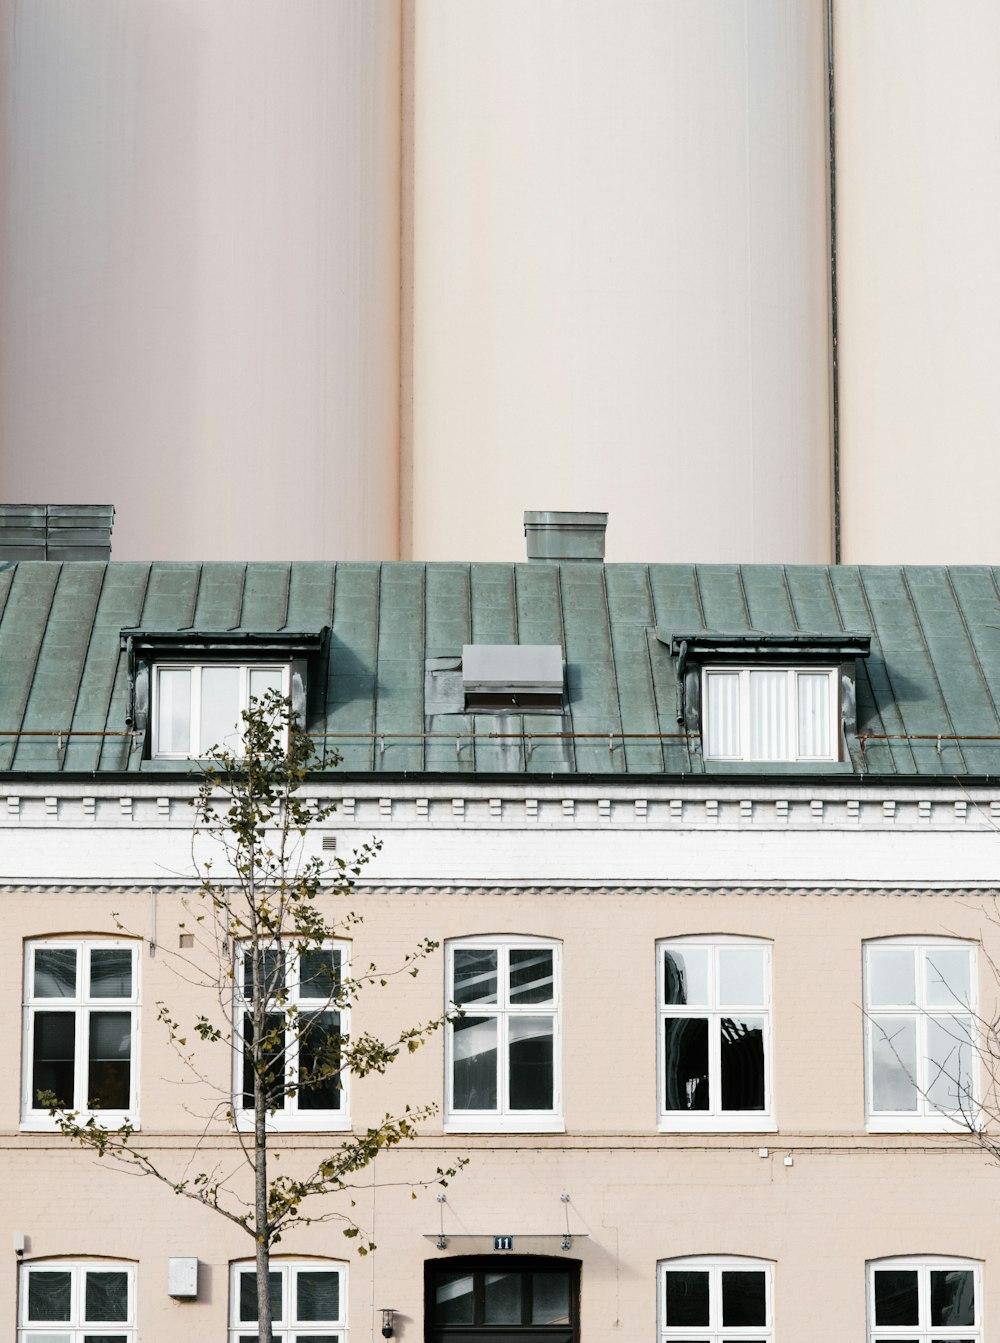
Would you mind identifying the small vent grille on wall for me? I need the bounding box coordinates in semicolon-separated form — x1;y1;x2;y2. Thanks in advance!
322;835;337;851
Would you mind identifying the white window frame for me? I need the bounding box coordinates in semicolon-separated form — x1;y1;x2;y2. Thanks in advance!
701;664;840;762
233;941;350;1133
657;936;774;1132
867;1255;982;1342
864;937;978;1133
152;661;291;759
445;935;564;1134
230;1259;348;1342
19;1259;136;1341
659;1255;774;1342
21;939;140;1131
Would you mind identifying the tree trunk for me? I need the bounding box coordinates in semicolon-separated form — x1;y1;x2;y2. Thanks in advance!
252;910;272;1342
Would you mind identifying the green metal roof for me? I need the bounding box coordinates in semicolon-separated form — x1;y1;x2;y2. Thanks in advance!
1;560;999;778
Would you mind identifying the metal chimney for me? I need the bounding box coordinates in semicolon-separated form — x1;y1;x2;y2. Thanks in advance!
0;505;115;561
524;510;608;561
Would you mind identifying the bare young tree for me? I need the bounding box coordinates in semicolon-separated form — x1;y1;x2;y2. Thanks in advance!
43;691;460;1341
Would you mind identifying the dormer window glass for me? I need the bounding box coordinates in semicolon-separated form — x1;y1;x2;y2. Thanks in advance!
154;664;289;758
702;666;839;762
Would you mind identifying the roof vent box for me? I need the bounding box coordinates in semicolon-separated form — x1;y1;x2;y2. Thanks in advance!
524;510;607;561
462;644;564;710
0;504;115;561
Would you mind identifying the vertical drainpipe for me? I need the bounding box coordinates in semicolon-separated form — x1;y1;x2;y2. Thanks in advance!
826;0;842;564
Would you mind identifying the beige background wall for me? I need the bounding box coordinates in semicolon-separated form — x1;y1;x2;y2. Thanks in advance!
5;2;1000;567
0;1;834;566
0;0;402;562
835;0;1000;563
410;1;834;564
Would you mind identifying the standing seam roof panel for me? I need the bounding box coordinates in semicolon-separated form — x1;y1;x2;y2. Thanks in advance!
325;563;381;773
695;566;753;631
558;564;622;775
468;564;520;774
192;563;248;631
514;563;572;776
828;567;911;776
63;563;152;773
943;568;1000;745
13;563;106;772
284;563;336;635
423;563;474;774
857;568;955;776
904;568;1000;737
373;564;426;773
783;567;847;633
0;565;62;770
604;565;665;773
138;563;203;631
238;563;292;632
739;566;798;633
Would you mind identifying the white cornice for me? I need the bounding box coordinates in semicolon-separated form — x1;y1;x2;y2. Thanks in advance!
0;779;998;833
1;882;996;897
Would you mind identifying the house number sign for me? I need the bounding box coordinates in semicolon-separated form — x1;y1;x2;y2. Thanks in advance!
493;1235;513;1252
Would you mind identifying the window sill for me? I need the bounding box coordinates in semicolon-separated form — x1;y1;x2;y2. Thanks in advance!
657;1115;776;1134
232;1113;352;1134
865;1114;974;1134
21;1113;139;1133
444;1116;566;1135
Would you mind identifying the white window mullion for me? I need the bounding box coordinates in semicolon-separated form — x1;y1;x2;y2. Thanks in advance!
498;951;510;1113
239;665;251;751
190;666;202;756
738;670;749;760
918;1267;929;1338
75;1003;87;1111
916;1011;929;1116
79;947;91;1109
708;949;720;1120
708;1012;720;1120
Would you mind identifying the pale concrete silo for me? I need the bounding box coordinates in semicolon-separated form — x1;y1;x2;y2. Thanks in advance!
407;1;835;563
0;1;402;561
834;0;1000;564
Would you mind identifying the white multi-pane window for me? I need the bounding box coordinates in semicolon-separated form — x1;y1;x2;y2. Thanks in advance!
660;1257;773;1342
231;1261;347;1342
446;937;562;1132
868;1257;981;1342
702;666;839;761
22;940;139;1129
658;938;773;1131
19;1260;135;1342
153;662;289;757
234;943;349;1131
864;939;977;1131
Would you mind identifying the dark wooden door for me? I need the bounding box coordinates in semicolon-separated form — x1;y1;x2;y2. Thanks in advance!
425;1256;579;1343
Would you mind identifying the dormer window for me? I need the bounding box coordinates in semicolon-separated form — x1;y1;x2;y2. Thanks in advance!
121;627;327;760
703;666;838;762
154;663;288;758
665;629;871;766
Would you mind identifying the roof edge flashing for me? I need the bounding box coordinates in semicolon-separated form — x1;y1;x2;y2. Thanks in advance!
121;628;329;654
662;629;872;662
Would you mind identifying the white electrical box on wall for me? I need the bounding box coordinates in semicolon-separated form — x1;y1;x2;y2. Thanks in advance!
167;1257;199;1298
